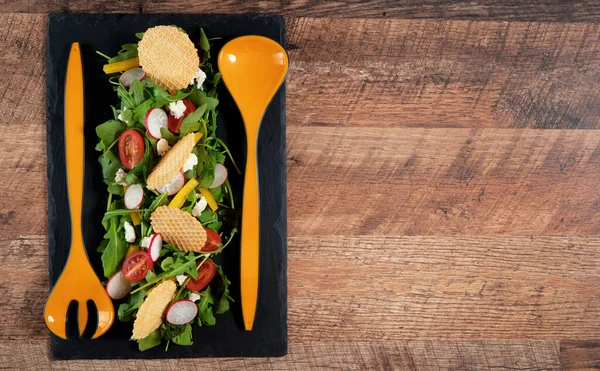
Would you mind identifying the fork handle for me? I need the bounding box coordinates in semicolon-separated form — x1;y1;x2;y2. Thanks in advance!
65;42;86;258
240;129;260;331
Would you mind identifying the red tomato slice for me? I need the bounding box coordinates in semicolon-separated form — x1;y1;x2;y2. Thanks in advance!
122;251;153;282
167;99;196;134
186;259;216;291
118;129;145;170
201;228;222;253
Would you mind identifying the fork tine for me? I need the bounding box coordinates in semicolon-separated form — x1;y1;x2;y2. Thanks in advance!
92;294;115;339
77;300;88;337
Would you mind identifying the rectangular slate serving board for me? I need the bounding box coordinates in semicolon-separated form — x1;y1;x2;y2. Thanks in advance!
45;13;287;360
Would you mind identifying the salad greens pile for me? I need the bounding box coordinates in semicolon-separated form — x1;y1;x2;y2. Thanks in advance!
95;27;238;351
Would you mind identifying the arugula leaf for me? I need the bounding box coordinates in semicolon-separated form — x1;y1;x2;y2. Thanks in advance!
96;120;126;144
102;208;147;222
96;239;108;253
172;324;193;346
213;265;233;314
197;286;216;326
109;43;138;63
118;289;146;322
188;89;219;111
135;32;145;40
199;151;216;188
99;150;121;185
198;28;210;53
130;80;147;106
179;104;207;136
160;127;180;145
117;85;136;109
138;329;162;351
143;192;168;219
101;216;128;278
133;98;154;124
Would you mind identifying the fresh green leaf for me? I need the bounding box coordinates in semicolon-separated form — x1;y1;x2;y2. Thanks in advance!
143;192;168;219
99;151;121;185
96;120;126;144
135;32;145;40
130;80;147;106
133;98;154;124
198;28;210;53
138;329;162;351
172;324;193;346
160;128;180;145
160;257;175;271
109;43;138;63
179;104;207;136
96;239;109;253
102;208;147;222
197;286;216;326
101;216;128;278
188;89;219;111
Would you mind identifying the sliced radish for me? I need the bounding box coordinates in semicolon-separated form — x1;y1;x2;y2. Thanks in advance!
209;163;228;189
145;108;169;139
148;233;162;262
156;171;185;195
119;68;146;87
124;184;144;209
166;300;198;325
106;271;132;300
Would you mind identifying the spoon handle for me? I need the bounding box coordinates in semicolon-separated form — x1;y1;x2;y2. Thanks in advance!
240;133;260;331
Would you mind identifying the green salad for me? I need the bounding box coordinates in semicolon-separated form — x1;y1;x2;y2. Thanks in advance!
95;26;238;351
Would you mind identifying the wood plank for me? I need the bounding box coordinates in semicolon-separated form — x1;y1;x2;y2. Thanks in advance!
0;340;561;370
287;18;600;129
3;235;598;341
7;0;599;22
288;127;600;236
559;340;600;371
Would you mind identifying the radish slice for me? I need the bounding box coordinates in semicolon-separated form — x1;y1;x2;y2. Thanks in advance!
166;300;198;325
209;163;228;189
119;68;146;87
148;233;162;261
106;271;132;300
156;171;185;195
124;184;144;209
145;108;168;139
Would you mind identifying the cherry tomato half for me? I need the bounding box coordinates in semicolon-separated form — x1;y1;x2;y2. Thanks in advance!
122;251;153;282
201;228;222;253
186;259;216;291
167;99;196;134
118;129;145;170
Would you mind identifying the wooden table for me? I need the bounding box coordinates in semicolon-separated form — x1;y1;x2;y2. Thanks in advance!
1;1;599;370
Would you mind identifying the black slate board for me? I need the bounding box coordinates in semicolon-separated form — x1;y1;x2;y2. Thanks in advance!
45;13;287;359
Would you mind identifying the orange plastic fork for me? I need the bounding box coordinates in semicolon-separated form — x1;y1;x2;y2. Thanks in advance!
44;43;114;339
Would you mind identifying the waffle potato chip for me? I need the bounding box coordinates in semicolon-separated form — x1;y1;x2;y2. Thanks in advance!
131;280;176;340
146;132;199;190
138;25;199;91
151;206;208;252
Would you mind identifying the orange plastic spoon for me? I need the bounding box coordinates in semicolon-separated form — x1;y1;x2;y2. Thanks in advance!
44;43;115;339
218;36;288;331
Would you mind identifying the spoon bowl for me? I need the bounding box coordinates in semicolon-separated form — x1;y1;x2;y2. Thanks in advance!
218;36;288;331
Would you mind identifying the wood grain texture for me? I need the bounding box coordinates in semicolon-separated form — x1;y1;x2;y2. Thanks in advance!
5;0;600;22
0;341;561;370
559;340;600;371
0;10;599;370
287;18;600;129
288;127;600;236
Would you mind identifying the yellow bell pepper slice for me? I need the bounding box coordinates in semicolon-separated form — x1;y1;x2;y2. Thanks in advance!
123;185;141;225
103;57;140;74
169;178;199;209
198;187;218;212
125;245;139;258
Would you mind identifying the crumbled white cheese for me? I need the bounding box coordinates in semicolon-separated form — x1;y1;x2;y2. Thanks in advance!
141;236;151;249
182;153;198;172
192;196;208;217
114;168;128;186
156;138;171;156
188;292;201;302
190;69;207;90
124;222;136;243
176;275;187;286
168;100;187;119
